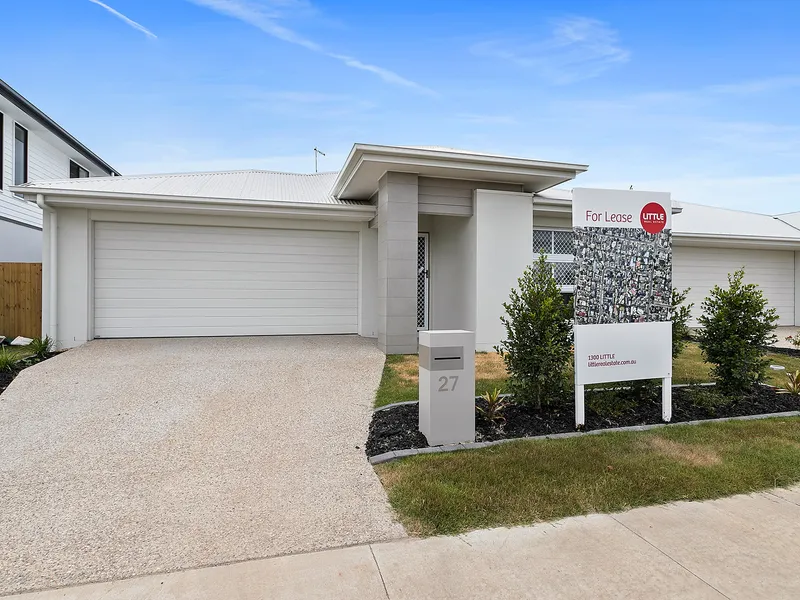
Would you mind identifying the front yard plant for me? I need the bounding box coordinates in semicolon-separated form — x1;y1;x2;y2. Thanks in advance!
0;338;59;395
0;347;21;372
495;253;573;409
671;287;694;358
697;268;779;394
476;388;508;426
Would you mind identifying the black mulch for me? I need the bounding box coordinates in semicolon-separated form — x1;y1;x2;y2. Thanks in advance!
0;371;14;395
366;384;800;457
0;354;57;395
766;346;800;358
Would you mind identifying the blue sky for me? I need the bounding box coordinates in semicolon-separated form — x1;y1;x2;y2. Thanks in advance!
5;0;800;212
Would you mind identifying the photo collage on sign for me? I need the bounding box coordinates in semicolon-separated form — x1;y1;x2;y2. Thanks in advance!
573;227;672;325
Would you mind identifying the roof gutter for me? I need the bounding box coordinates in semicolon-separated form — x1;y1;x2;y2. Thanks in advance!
16;187;376;221
0;78;120;176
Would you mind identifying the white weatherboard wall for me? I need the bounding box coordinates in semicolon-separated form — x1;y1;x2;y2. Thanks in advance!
673;245;795;324
474;190;533;351
47;208;366;349
0;218;41;261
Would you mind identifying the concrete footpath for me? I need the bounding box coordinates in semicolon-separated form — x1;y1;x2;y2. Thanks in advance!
11;486;800;600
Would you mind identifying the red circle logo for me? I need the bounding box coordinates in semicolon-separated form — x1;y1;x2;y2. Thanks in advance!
640;202;667;234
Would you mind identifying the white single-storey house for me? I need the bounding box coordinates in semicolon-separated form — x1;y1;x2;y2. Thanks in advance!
12;144;800;353
0;79;119;262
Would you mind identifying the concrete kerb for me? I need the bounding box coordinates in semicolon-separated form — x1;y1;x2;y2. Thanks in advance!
368;410;800;465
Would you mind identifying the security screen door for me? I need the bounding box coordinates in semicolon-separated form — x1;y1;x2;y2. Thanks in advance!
417;233;429;330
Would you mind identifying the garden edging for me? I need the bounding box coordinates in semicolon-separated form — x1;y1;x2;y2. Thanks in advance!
368;410;800;465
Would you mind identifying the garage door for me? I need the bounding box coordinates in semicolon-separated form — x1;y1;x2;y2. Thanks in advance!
94;222;358;338
673;245;794;325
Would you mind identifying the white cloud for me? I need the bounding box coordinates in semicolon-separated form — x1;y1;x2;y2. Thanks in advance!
87;0;157;39
471;16;629;84
187;0;435;94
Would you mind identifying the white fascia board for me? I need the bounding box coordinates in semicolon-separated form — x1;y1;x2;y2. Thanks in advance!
17;189;375;221
331;143;589;199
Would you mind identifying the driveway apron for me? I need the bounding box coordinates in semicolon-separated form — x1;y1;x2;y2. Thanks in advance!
0;336;405;596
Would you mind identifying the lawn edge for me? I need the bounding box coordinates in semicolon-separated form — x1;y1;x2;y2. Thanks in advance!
369;410;800;465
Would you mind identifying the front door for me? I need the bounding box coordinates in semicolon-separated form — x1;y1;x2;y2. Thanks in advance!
417;233;429;330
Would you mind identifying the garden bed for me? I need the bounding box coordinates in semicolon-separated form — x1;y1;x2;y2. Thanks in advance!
366;384;799;457
765;345;800;359
0;351;58;395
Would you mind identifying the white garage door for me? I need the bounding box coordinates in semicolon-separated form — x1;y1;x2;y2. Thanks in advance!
94;222;358;338
673;245;794;325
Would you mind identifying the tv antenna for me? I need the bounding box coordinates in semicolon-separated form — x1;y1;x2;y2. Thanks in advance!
314;147;326;173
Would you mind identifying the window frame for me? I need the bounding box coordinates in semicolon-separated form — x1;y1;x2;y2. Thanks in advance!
70;159;90;179
13;122;28;187
532;227;575;293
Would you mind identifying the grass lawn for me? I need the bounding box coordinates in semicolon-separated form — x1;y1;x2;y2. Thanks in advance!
373;343;800;408
376;417;800;536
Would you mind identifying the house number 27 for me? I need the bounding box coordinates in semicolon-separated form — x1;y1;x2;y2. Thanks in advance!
438;376;459;392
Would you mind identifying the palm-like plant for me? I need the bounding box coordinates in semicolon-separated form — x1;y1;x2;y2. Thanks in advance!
476;388;509;425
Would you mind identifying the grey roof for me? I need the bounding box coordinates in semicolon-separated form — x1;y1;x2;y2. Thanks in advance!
15;169;366;205
536;189;800;241
0;78;120;176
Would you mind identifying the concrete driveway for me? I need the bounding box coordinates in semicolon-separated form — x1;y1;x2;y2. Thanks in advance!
0;336;405;596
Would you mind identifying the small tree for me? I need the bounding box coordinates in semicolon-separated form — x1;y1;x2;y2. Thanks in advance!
697;268;778;393
671;287;694;358
495;253;573;409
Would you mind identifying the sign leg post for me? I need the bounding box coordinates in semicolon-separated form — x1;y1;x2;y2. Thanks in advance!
575;384;585;429
662;376;672;422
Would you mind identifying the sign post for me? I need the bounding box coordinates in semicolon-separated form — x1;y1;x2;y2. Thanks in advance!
572;188;673;428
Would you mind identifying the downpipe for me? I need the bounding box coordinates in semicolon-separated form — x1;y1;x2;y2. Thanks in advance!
36;194;57;345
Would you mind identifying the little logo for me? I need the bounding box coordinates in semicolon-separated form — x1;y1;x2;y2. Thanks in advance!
640;202;667;234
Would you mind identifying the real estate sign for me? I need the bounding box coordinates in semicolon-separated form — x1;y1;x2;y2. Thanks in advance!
572;188;673;426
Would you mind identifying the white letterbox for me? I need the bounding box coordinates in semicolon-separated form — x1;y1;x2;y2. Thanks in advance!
418;330;475;446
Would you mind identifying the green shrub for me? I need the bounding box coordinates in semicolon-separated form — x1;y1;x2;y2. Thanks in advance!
697;268;778;394
0;347;21;372
27;336;54;360
671;287;694;358
476;388;508;425
496;253;573;409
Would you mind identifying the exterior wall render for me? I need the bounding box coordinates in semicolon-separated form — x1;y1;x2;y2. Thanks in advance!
420;213;476;332
474;189;533;352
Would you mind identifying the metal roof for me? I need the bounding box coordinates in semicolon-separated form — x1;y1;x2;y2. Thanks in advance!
535;189;800;241
14;169;366;205
0;78;120;176
675;202;800;239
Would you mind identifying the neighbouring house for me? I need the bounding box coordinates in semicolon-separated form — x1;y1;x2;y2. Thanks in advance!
0;79;119;262
11;144;800;351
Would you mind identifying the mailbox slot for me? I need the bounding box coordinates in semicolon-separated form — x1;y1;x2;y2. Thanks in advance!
420;345;464;371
